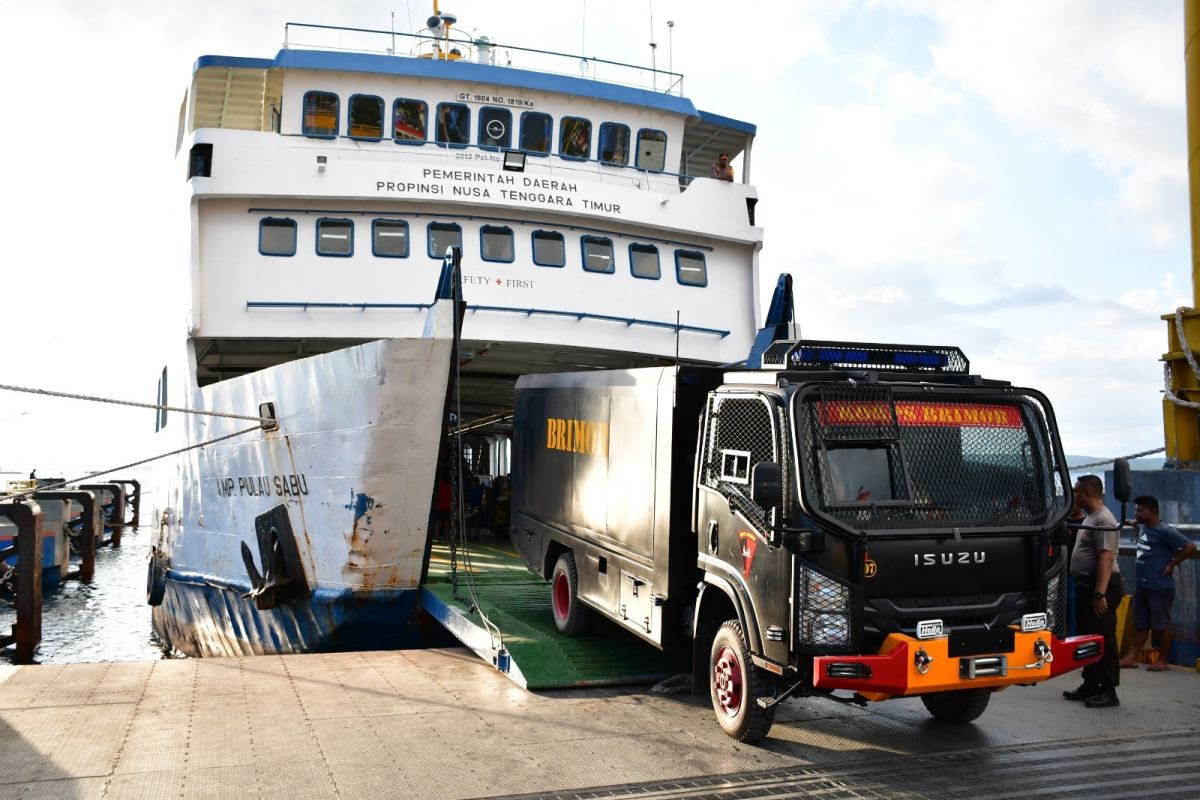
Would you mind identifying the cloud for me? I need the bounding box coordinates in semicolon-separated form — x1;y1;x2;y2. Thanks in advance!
923;0;1187;247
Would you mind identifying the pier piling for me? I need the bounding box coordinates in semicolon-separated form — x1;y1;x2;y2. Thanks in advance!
33;490;100;582
0;501;43;663
80;483;125;547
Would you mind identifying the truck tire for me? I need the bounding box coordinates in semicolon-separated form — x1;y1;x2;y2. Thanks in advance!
921;688;991;723
710;620;775;742
551;552;593;636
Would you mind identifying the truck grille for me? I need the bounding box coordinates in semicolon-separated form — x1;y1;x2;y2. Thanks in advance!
863;591;1035;638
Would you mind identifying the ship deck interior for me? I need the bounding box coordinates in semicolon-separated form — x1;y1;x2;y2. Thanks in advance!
195;336;677;436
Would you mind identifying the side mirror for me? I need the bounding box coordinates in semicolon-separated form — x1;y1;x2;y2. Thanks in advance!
1112;458;1131;504
751;462;782;509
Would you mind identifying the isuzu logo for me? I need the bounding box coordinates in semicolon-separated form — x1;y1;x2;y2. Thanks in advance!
913;552;986;566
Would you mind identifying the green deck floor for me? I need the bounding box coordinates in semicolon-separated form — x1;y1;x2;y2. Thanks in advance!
423;538;688;689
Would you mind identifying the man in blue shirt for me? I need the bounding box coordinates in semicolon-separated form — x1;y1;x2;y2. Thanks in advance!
1119;495;1196;672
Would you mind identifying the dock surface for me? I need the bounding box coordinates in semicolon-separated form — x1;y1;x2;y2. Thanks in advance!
1;647;1196;799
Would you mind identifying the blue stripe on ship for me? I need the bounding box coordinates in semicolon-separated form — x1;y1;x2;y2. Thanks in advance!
152;570;455;656
1;533;63;586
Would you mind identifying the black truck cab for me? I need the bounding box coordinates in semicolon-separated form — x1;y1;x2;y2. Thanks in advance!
512;340;1104;741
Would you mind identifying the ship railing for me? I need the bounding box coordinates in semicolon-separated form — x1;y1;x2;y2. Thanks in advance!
1118;523;1200;551
283;22;685;97
244;301;730;339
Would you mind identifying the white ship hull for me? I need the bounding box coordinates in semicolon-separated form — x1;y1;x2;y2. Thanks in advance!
152;330;454;656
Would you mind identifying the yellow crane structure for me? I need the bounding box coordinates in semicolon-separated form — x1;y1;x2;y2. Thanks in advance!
1163;0;1200;465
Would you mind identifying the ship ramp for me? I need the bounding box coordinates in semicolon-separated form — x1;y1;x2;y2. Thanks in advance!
421;539;687;689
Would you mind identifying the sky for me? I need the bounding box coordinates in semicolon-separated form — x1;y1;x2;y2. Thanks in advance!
0;0;1191;477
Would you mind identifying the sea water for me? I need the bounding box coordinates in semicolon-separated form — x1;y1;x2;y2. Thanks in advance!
1;524;168;664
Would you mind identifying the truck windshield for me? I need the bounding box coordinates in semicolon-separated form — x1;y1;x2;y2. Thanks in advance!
795;389;1065;530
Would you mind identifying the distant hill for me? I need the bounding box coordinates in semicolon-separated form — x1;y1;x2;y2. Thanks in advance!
1066;455;1165;471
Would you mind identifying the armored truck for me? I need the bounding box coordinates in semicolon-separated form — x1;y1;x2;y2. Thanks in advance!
510;340;1103;741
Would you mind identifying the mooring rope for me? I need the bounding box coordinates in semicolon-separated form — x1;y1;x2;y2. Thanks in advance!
0;382;273;423
1068;447;1167;471
1163;308;1200;410
0;424;265;502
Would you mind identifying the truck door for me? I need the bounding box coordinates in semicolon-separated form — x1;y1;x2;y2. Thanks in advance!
696;393;792;664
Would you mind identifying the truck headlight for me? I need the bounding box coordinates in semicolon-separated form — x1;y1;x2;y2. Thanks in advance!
798;567;851;648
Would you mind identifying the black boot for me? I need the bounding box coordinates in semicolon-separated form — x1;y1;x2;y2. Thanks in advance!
1084;688;1119;708
1062;681;1100;701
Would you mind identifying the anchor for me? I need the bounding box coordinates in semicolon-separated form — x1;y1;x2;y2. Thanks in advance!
241;504;311;610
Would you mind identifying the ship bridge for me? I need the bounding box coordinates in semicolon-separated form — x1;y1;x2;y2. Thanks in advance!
178;23;763;436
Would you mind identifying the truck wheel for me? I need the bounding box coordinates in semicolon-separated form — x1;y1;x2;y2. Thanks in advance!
921;688;991;723
710;620;775;742
550;552;593;636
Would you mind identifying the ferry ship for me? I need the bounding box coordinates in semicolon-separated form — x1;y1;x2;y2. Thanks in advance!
150;12;764;656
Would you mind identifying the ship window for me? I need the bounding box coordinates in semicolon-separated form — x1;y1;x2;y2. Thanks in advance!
559;116;591;160
393;98;427;143
372;219;409;258
259;217;297;256
428;222;462;258
520;112;552;155
531;230;565;267
480;225;515;263
436;103;470;147
676;250;707;286
629;243;660;280
155;366;168;432
302;91;339;138
348;94;384;140
581;236;614;273
478;107;512;150
636;129;667;172
598;123;630;166
316;218;354;257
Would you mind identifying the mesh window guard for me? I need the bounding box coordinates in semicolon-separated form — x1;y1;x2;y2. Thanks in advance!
798;386;1061;531
703;395;776;531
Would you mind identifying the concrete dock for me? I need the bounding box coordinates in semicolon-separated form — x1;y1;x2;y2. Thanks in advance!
0;648;1197;799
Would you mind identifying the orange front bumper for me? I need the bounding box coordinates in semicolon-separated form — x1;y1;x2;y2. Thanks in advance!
812;629;1103;702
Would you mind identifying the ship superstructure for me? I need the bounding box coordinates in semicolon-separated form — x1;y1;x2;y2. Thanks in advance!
152;17;764;656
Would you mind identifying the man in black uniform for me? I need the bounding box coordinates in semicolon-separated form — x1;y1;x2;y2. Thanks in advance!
1062;474;1124;708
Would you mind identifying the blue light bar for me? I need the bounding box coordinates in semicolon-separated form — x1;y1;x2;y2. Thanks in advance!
783;340;968;374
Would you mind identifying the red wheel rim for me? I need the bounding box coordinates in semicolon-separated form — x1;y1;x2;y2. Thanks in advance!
553;571;570;620
713;645;743;716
